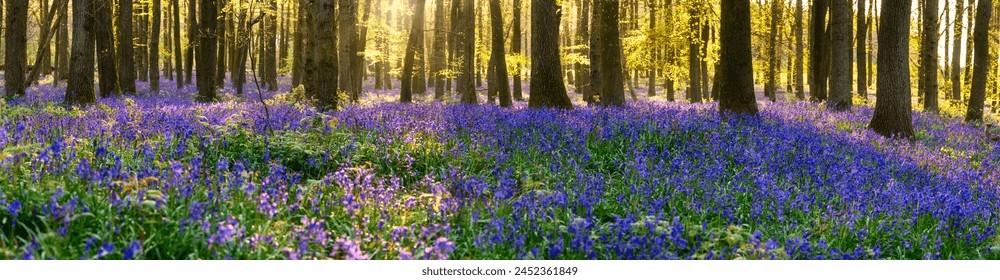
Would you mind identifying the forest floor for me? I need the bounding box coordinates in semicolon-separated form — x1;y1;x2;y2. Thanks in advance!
1;78;999;259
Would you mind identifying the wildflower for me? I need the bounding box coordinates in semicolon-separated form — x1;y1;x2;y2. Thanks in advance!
123;241;143;260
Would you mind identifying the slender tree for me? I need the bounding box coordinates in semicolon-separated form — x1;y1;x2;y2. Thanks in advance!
687;3;702;103
920;0;940;112
829;0;852;111
309;0;338;110
595;0;623;107
457;0;476;104
119;0;137;93
93;0;120;96
512;0;524;101
765;0;781;101
173;0;183;88
489;0;511;107
339;0;360;100
810;0;829;101
965;0;992;122
869;0;915;138
529;0;574;108
431;0;447;100
66;0;96;105
56;1;69;82
401;0;427;103
646;0;656;97
186;0;197;84
717;0;757;116
952;0;966;100
794;0;804;99
5;0;27;97
857;0;868;98
196;0;218;101
150;0;162;92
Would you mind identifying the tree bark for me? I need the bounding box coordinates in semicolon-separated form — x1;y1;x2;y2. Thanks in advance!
829;0;852;111
185;0;197;84
687;3;701;103
119;0;137;93
965;0;992;122
196;0;217;101
431;0;447;100
66;0;96;105
150;0;162;92
717;0;757;116
93;0;120;96
794;0;804;99
856;0;868;99
765;0;781;101
4;0;27;97
595;0;623;107
173;0;183;88
338;0;359;99
512;0;524;101
952;0;965;100
529;0;573;109
920;0;940;112
401;0;427;103
309;0;338;110
869;0;914;139
489;0;511;107
56;1;69;82
457;0;476;104
809;0;829;101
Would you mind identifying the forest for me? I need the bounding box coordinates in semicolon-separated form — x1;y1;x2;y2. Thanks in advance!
0;0;998;260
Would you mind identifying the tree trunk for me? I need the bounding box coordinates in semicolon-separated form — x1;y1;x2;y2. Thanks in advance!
66;0;96;105
717;0;757;116
765;0;780;101
829;0;852;111
292;0;305;87
119;0;137;93
663;0;675;101
529;0;573;108
4;0;27;97
869;0;914;139
856;0;868;99
195;0;217;101
964;3;975;88
150;0;162;92
338;0;359;99
431;0;447;100
185;0;196;84
137;2;149;82
578;0;592;102
215;0;227;89
952;0;965;100
590;0;602;105
165;1;173;81
354;0;371;97
93;0;120;96
793;0;804;99
173;0;183;88
25;0;65;86
56;1;69;82
490;0;511;107
265;0;278;91
646;0;656;97
687;3;701;103
401;0;427;103
920;0;940;112
309;0;338;110
457;0;476;104
810;0;829;101
594;0;623;107
965;0;992;122
512;0;524;101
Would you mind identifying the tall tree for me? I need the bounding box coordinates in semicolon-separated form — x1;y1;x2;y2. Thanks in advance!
869;0;915;138
264;0;279;91
173;0;183;88
529;0;573;109
401;0;427;103
489;0;511;107
794;0;804;99
186;0;197;84
215;0;227;89
578;0;592;102
512;0;524;101
150;0;162;92
594;0;623;107
94;0;120;96
687;3;702;103
764;0;781;101
66;0;96;105
809;0;829;101
55;1;69;82
5;0;27;97
717;0;757;116
292;0;305;87
339;0;360;100
857;0;868;99
309;0;338;110
25;0;66;86
196;0;218;101
965;0;992;122
952;0;966;100
829;0;852;111
137;1;149;82
431;0;447;100
920;0;940;112
646;0;656;97
457;0;476;104
119;0;137;93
